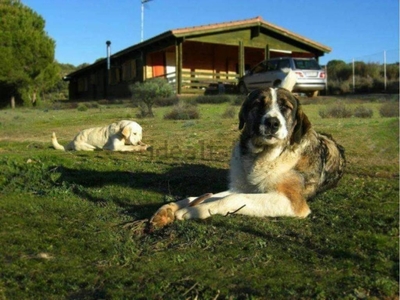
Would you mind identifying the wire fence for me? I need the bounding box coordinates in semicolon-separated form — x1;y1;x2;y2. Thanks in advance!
326;49;399;94
343;49;399;65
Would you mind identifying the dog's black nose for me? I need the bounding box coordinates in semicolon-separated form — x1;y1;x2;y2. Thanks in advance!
265;117;280;133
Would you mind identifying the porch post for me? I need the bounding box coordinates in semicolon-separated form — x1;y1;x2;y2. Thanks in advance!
136;50;147;82
238;40;244;77
265;44;270;60
176;40;182;94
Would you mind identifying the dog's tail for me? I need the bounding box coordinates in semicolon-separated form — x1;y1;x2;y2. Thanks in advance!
51;132;66;151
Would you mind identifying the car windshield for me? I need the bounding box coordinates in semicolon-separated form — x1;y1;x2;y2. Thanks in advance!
294;59;321;70
251;62;266;74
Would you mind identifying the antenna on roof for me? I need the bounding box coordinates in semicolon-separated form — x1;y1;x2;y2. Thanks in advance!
141;0;152;42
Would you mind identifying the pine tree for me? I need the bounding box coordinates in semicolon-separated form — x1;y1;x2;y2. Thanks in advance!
0;0;59;107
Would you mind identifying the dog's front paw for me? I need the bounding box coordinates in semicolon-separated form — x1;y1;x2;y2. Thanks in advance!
175;205;216;220
149;203;179;228
138;141;151;151
139;144;150;151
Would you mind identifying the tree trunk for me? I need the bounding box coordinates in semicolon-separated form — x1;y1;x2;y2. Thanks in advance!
11;96;15;109
32;91;37;106
147;103;154;117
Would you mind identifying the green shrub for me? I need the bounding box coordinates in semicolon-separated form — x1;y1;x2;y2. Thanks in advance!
319;103;353;118
97;99;109;105
355;76;374;93
328;80;352;95
164;103;200;120
379;102;399;117
372;78;385;91
89;102;100;109
135;104;149;119
354;105;373;118
195;95;231;104
154;95;179;107
181;96;198;106
387;80;400;93
130;78;174;117
77;103;88;111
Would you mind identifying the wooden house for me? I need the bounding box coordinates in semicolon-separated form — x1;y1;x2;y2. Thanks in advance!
65;16;331;100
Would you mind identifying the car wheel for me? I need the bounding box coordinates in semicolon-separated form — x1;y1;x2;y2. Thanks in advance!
238;82;248;94
307;91;319;97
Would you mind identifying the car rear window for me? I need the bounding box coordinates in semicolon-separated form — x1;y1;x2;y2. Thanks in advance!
293;59;321;70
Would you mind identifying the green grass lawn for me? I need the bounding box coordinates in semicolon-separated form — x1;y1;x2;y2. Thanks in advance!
0;96;398;299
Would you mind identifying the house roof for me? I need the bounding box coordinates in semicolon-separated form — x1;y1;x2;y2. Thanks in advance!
126;16;331;56
171;16;331;53
66;16;330;78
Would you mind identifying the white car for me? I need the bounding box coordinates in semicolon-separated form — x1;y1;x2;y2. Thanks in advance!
238;57;326;97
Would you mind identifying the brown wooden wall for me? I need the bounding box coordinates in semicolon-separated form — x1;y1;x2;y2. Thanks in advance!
68;25;325;100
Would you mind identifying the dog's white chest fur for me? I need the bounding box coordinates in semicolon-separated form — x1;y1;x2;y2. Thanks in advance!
229;142;301;193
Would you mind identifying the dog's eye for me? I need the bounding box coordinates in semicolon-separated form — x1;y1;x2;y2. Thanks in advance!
279;105;289;112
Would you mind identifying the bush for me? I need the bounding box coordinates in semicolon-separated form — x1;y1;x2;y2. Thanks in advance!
164;103;200;120
353;105;373;118
328;80;352;95
181;96;198;106
77;103;88;111
379;102;399;117
130;78;174;117
387;80;400;93
355;76;374;93
319;103;353;118
154;95;179;107
372;78;385;92
195;95;231;104
135;104;150;119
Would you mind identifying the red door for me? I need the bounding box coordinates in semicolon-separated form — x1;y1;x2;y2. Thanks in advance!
151;52;165;77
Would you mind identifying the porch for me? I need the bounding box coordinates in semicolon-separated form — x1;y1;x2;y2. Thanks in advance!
144;40;314;95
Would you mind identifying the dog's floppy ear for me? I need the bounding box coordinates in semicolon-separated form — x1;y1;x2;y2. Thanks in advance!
238;90;261;130
290;97;311;145
121;126;131;139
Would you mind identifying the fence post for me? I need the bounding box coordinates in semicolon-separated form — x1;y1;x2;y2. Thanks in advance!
325;65;328;95
383;50;387;91
176;41;182;94
352;58;355;93
238;40;244;77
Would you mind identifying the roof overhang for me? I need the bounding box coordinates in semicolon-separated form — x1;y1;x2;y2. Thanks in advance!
67;16;331;78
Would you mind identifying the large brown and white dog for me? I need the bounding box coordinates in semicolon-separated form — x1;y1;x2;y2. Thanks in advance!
51;120;149;152
150;88;345;227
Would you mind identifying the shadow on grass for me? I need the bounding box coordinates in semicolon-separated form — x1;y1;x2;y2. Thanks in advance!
51;163;228;219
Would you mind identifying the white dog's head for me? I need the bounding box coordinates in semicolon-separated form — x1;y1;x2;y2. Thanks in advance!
118;120;143;145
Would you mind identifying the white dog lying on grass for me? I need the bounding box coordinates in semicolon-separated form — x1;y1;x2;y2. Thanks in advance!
51;120;149;152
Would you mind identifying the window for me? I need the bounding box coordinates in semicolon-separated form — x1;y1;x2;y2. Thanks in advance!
266;60;279;72
252;62;266;74
294;59;321;70
278;59;290;70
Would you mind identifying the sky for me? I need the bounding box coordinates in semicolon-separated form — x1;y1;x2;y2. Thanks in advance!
22;0;399;67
